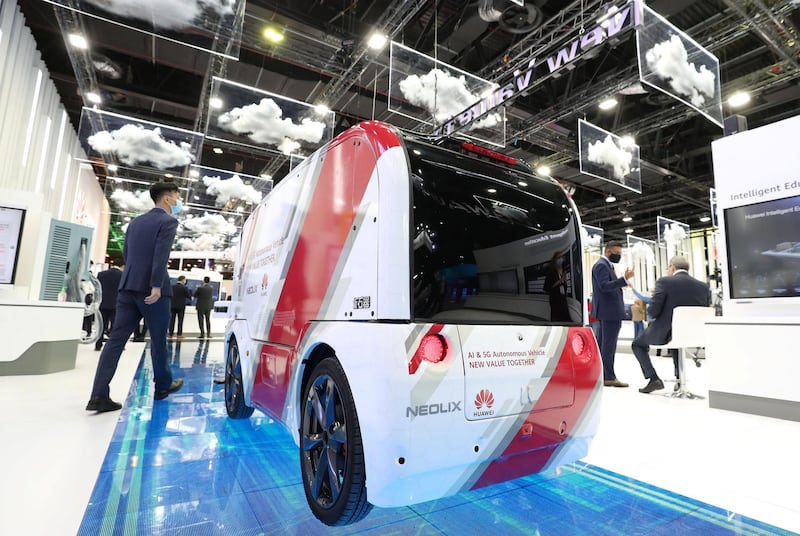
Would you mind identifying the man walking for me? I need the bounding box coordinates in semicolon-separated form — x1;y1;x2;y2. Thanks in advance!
169;275;192;340
94;263;123;351
86;182;184;413
632;256;711;393
591;240;634;387
194;276;214;339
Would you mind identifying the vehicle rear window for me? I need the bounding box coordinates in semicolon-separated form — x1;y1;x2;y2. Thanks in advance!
407;141;583;325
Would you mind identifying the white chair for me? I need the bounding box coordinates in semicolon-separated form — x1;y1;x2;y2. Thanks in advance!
650;306;715;399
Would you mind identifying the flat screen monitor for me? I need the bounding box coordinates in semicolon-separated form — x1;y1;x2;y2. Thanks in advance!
723;195;800;299
0;206;26;285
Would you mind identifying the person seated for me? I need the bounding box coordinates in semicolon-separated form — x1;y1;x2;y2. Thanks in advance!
631;256;711;394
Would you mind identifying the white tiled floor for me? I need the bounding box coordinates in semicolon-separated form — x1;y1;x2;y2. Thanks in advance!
1;338;798;536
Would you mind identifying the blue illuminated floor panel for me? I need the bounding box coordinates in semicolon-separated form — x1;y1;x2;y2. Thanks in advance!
79;343;795;535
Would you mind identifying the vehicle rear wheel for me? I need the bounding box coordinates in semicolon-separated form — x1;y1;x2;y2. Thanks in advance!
225;337;254;419
300;359;371;525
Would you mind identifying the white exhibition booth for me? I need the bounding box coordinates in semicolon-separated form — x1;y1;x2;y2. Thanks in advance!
707;114;800;421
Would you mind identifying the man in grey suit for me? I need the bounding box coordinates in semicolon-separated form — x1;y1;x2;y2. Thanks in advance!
86;182;184;412
194;276;214;338
632;256;711;393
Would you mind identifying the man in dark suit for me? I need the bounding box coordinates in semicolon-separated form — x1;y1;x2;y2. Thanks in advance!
591;240;634;387
169;275;192;340
94;263;124;351
194;276;214;338
632;256;711;393
86;182;184;413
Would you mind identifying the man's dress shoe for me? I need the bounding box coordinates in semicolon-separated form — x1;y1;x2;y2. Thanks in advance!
155;379;184;400
86;397;122;413
639;378;665;394
603;379;629;387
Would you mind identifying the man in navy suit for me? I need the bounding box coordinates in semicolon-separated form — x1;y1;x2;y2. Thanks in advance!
86;182;184;412
632;256;711;393
591;240;634;387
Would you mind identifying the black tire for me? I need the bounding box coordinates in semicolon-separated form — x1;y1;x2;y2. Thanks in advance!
224;337;254;419
300;358;371;526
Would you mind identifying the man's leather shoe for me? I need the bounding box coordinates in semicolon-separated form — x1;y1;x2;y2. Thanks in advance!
674;380;681;392
86;397;122;413
155;379;184;400
603;379;629;387
639;378;665;394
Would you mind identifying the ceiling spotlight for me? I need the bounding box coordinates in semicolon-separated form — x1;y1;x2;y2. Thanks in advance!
260;173;272;180
619;135;635;148
624;227;634;234
209;97;223;109
622;215;632;222
700;215;711;222
367;31;388;50
86;92;102;104
263;27;285;43
189;169;200;178
728;91;751;107
68;33;88;49
107;164;118;172
487;188;497;194
164;173;174;178
213;147;223;154
537;165;551;176
314;103;330;115
599;97;618;110
518;181;528;187
194;195;200;200
605;194;616;203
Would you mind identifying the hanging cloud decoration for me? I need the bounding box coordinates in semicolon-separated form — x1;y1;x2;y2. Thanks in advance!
587;135;633;179
181;213;238;235
399;68;500;130
580;226;603;248
109;188;154;213
221;245;238;261
87;124;195;169
217;98;326;154
663;223;687;243
177;234;226;251
202;174;262;206
645;35;716;107
630;241;656;264
83;0;234;30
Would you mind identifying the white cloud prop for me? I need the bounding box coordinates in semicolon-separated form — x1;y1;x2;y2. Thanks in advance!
87;124;195;169
110;189;154;213
580;226;603;248
645;35;716;107
217;98;326;153
663;223;687;243
399;68;500;129
84;0;234;30
177;234;226;251
630;241;656;265
202;174;262;206
221;245;238;261
181;213;238;236
587;135;633;179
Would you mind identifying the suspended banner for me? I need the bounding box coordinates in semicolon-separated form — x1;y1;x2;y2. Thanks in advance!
578;119;641;193
636;4;723;128
205;77;335;158
388;41;506;147
43;0;246;59
77;107;203;171
657;215;690;259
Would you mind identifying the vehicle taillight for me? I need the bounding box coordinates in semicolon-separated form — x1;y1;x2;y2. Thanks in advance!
571;332;586;356
461;142;518;166
408;333;447;374
570;330;592;365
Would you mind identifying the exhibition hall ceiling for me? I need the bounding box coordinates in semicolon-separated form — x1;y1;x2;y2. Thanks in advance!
16;0;800;247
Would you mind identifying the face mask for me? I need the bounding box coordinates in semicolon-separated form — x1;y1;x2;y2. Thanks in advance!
170;198;183;216
555;257;564;267
608;253;622;264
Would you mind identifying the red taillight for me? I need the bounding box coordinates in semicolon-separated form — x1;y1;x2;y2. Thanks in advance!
570;330;593;365
417;334;447;364
408;328;448;374
461;142;518;165
570;331;587;357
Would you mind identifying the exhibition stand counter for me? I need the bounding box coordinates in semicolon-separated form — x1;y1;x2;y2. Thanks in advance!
706;316;800;422
0;299;84;375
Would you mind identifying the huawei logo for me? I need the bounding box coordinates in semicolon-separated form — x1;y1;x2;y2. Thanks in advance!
474;389;494;410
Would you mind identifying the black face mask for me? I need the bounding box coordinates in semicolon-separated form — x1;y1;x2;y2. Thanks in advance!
608;253;622;264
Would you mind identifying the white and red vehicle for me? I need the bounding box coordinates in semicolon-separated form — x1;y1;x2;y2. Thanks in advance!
223;121;601;525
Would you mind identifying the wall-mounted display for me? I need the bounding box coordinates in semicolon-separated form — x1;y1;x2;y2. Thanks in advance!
0;205;26;285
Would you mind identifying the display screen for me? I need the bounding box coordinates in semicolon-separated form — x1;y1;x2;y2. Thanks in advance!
0;206;26;285
724;195;800;299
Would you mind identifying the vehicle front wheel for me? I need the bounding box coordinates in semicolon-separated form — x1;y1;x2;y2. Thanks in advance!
224;337;254;419
300;358;371;525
